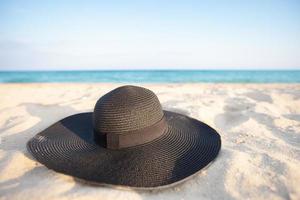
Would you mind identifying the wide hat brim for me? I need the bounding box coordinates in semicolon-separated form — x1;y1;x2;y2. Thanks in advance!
27;110;221;189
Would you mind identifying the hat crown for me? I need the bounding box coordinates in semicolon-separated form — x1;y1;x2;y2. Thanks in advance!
93;85;164;135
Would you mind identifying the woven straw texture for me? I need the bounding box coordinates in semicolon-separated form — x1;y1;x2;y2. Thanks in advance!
93;85;164;134
27;85;221;188
27;111;221;188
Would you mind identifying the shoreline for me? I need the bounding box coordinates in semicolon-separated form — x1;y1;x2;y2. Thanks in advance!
1;82;300;87
1;70;300;83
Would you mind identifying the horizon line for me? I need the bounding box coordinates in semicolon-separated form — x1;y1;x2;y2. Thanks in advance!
1;68;300;72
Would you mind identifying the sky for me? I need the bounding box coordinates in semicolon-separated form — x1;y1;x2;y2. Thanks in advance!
0;0;299;70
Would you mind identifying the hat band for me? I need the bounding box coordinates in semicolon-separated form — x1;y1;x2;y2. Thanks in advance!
94;116;167;149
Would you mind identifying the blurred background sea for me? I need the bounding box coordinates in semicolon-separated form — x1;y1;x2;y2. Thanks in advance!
0;70;299;83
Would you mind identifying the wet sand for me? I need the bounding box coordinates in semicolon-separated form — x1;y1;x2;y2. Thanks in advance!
0;83;299;200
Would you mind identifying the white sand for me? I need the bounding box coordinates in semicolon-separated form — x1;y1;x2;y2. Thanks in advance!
0;83;299;200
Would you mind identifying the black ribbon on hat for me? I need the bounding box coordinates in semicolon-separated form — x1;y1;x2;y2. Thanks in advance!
94;116;167;149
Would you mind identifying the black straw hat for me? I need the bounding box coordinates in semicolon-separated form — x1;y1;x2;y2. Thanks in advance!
27;85;221;189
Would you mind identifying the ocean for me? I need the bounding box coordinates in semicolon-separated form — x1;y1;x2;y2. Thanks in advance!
0;70;299;83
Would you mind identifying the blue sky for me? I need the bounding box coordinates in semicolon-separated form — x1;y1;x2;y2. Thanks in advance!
0;0;299;70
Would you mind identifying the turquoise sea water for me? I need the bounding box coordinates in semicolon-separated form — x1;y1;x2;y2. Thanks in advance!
0;70;299;83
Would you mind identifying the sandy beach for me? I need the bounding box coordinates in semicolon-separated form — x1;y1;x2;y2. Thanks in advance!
0;83;299;200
